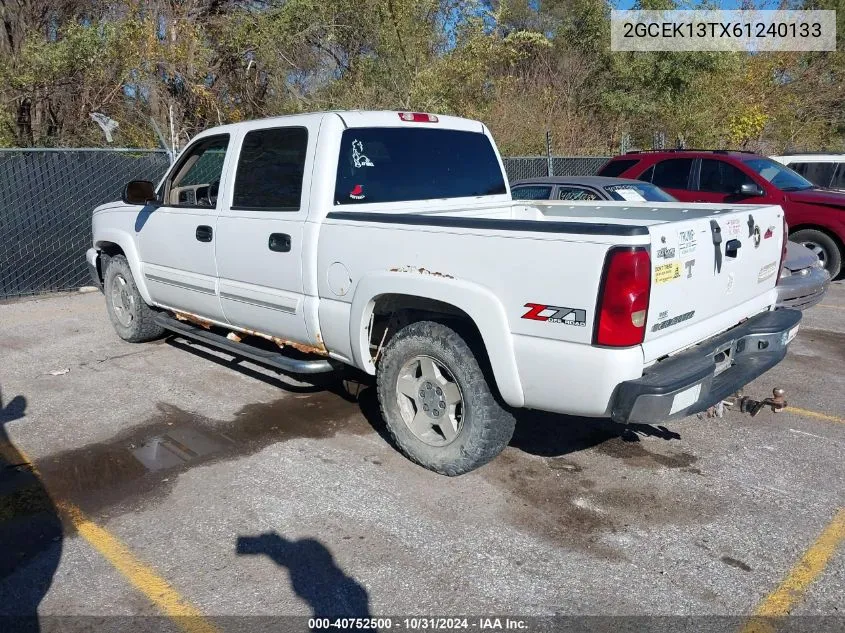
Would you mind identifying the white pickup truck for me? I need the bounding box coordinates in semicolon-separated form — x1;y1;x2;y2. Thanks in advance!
86;111;801;475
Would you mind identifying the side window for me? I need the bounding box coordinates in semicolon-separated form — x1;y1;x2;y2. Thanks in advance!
794;162;835;188
651;159;693;189
233;127;309;210
557;187;601;201
511;185;552;200
597;158;640;177
699;159;753;193
831;163;845;189
637;165;654;183
166;135;229;207
789;162;809;176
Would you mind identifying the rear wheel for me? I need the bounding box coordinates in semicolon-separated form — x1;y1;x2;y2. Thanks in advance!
104;255;165;342
376;320;515;475
791;228;842;279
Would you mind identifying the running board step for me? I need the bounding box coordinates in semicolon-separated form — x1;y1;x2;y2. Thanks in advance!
154;314;335;375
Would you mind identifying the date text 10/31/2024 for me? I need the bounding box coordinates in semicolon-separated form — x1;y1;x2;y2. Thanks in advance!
308;618;529;630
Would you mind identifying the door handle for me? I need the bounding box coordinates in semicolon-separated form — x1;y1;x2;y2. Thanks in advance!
268;233;291;253
195;225;213;242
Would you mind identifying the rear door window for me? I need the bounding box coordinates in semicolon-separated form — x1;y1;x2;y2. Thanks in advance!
511;185;552;200
334;128;507;205
597;158;640;177
233;127;308;210
651;159;693;190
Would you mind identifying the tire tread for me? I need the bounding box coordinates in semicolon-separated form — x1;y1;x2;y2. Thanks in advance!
104;255;165;343
376;320;515;476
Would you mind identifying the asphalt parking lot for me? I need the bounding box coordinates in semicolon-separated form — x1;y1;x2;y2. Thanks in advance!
1;282;843;629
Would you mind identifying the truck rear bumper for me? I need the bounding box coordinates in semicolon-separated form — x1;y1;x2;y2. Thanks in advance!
611;309;802;424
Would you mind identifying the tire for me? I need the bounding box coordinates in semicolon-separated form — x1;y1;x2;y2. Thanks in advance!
103;255;165;343
790;228;842;279
376;320;516;476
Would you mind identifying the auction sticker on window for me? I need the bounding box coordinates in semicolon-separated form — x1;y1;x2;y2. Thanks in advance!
655;261;681;284
613;188;647;202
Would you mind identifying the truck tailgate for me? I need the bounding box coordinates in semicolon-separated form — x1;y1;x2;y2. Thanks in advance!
642;204;784;361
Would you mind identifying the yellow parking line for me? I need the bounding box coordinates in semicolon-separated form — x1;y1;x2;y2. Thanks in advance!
785;406;845;424
17;449;219;633
816;304;845;310
58;502;219;633
740;509;845;633
755;508;845;616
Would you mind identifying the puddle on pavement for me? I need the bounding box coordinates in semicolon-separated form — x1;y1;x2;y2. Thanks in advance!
594;437;698;469
33;389;370;518
480;450;621;559
482;426;710;559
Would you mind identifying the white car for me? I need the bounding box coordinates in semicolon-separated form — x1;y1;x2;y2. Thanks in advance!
771;154;845;191
86;111;801;475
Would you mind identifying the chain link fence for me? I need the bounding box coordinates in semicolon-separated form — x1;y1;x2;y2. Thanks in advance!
0;149;171;298
502;156;610;181
0;149;610;299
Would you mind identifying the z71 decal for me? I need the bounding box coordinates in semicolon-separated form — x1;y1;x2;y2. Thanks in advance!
522;303;586;327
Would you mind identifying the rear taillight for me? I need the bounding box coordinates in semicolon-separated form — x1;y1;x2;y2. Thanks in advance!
594;247;651;347
398;112;439;123
778;219;789;277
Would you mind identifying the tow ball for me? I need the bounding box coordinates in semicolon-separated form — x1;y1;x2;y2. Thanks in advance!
700;388;787;418
725;388;787;417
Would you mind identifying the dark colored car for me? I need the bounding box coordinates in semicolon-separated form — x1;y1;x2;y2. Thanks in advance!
511;176;676;203
598;150;845;278
511;175;830;311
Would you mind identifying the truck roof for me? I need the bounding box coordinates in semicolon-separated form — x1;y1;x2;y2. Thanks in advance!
189;110;486;141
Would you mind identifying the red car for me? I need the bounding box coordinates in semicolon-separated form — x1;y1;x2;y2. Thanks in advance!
599;150;845;278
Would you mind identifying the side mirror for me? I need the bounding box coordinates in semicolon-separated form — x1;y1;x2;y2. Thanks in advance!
123;180;157;206
738;182;764;197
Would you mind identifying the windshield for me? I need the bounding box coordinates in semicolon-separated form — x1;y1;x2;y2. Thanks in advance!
603;182;677;202
743;158;814;191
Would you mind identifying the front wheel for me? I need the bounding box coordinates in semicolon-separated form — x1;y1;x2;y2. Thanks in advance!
103;255;165;343
376;320;516;476
790;228;842;279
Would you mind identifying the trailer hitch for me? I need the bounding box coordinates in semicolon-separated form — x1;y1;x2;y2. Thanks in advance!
699;388;787;419
725;388;787;417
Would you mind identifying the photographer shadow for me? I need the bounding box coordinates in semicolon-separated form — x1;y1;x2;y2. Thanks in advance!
236;532;372;618
0;389;63;633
